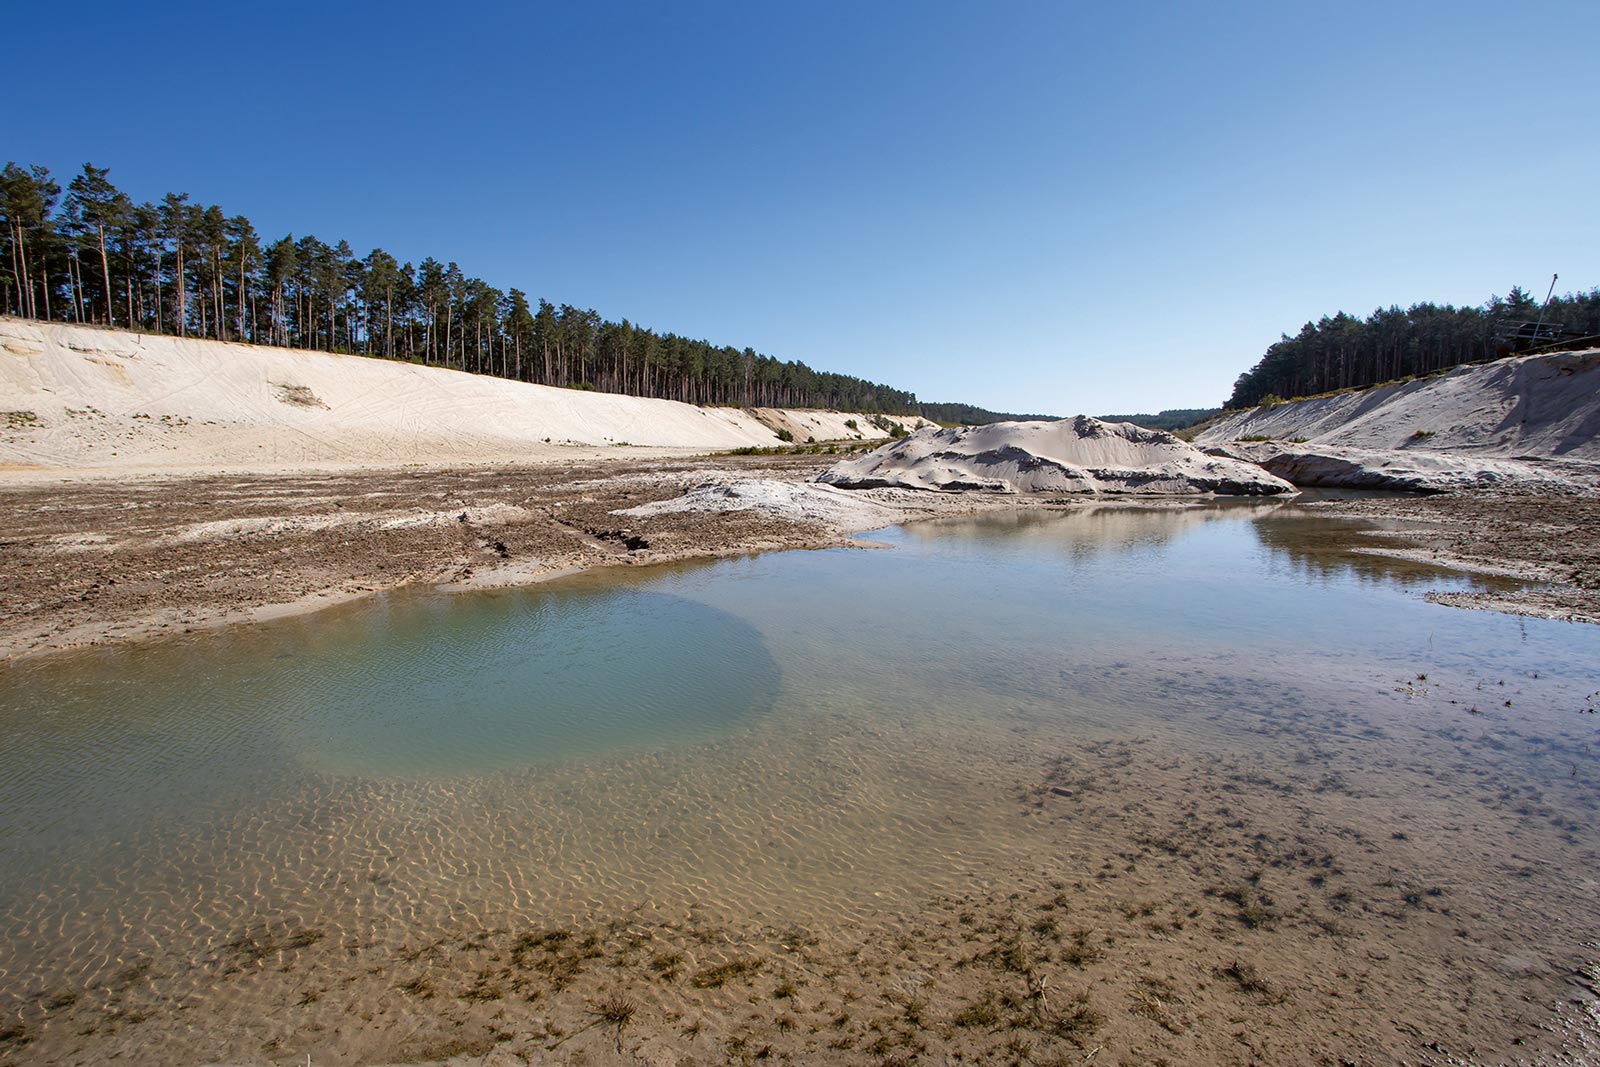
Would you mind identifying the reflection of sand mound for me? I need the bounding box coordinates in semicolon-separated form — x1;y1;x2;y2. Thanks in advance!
818;416;1295;495
899;500;1289;558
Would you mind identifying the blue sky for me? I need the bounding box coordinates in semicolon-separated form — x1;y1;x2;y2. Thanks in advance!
7;1;1596;413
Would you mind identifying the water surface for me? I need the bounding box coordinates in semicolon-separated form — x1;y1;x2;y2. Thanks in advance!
2;500;1597;1063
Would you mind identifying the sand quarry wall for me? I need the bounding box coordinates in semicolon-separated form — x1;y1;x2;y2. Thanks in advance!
1195;349;1600;460
0;319;929;473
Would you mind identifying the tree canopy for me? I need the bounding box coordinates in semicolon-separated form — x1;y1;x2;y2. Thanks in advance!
1226;288;1600;409
1096;408;1219;431
917;402;1060;425
1;160;920;414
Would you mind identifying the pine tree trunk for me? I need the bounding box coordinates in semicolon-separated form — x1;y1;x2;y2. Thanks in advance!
95;225;112;324
176;244;186;336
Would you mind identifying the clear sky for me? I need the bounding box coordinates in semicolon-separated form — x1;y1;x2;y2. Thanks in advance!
7;1;1596;414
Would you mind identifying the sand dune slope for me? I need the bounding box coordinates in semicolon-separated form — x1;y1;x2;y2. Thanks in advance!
1193;349;1600;490
818;416;1296;495
1196;349;1600;459
0;319;927;473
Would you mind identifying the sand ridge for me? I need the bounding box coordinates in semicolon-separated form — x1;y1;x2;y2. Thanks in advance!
1194;349;1600;491
1196;348;1600;459
0;318;930;475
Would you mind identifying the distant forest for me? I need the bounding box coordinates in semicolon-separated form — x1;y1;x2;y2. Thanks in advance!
917;404;1219;431
1227;287;1600;409
918;401;1059;425
1097;408;1219;431
1;161;919;414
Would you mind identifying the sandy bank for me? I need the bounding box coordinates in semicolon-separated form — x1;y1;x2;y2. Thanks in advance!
1196;348;1600;458
1207;440;1600;493
1194;348;1600;491
3;454;1596;666
0;318;929;476
0;453;1033;663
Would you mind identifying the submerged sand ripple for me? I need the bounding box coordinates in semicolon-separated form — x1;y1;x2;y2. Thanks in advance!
2;645;1599;1065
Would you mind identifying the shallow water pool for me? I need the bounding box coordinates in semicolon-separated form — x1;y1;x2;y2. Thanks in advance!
2;500;1597;1063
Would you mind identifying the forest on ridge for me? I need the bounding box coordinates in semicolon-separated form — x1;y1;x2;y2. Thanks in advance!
1226;287;1600;409
1;161;920;414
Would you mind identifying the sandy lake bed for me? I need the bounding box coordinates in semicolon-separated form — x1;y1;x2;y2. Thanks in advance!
2;455;1599;1067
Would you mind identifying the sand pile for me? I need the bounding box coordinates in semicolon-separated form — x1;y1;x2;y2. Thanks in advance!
0;319;929;474
1206;441;1599;493
1196;349;1600;485
816;416;1296;495
1194;349;1600;491
614;476;942;532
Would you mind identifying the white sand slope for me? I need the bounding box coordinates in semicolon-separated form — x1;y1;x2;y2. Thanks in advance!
817;416;1296;495
1206;441;1598;493
0;319;930;474
1196;349;1600;459
1194;349;1600;491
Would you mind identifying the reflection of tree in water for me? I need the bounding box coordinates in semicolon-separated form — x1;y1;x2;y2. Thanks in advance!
1247;513;1515;592
902;501;1291;562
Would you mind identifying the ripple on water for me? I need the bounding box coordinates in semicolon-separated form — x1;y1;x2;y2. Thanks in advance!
2;504;1599;1064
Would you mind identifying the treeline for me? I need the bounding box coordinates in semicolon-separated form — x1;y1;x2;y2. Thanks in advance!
1097;408;1219;431
1227;287;1600;409
1;161;918;413
916;403;1220;431
918;401;1059;425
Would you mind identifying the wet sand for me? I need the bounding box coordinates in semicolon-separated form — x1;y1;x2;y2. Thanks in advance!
1306;490;1600;625
3;457;1596;667
0;452;1017;664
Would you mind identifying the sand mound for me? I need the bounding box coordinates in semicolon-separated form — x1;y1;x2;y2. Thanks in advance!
614;476;924;532
817;416;1296;495
1197;349;1600;459
0;319;929;474
1207;441;1600;493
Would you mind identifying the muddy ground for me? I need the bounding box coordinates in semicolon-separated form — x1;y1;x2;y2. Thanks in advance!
0;453;1012;663
2;461;1595;665
1307;490;1600;625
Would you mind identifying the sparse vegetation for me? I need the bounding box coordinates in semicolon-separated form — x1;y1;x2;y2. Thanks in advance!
689;957;763;989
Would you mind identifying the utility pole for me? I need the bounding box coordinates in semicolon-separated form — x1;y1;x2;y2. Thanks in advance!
1531;273;1558;349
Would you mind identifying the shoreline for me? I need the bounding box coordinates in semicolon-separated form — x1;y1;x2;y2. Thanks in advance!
2;458;1597;667
0;452;1035;666
1303;490;1600;625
